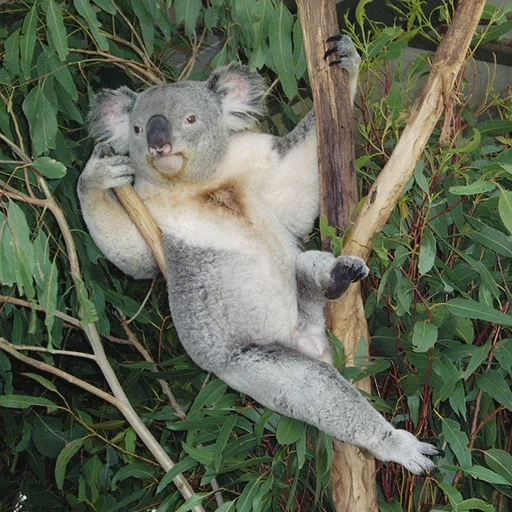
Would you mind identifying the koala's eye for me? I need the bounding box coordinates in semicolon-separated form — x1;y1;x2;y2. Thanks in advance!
185;115;197;124
134;125;143;134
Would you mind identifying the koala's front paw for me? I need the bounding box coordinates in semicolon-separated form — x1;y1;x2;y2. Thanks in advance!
79;143;135;192
324;34;361;73
325;255;369;300
374;429;444;475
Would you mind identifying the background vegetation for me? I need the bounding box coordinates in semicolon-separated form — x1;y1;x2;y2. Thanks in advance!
0;0;511;511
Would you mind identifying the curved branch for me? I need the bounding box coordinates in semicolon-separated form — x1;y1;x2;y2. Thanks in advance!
344;0;488;258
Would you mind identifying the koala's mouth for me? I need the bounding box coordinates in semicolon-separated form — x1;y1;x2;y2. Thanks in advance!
148;152;186;176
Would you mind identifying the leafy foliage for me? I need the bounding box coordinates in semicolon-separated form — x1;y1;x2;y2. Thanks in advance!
0;1;511;511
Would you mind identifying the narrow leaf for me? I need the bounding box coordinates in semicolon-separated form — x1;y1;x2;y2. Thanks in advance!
448;180;495;196
55;438;85;489
45;0;69;61
73;0;109;51
157;457;196;494
21;3;39;79
0;394;57;410
484;448;512;484
498;189;512;235
268;3;297;100
441;418;471;469
418;227;436;274
477;370;512;411
446;298;512;326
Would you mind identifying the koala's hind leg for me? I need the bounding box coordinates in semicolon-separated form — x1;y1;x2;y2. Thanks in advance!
217;344;442;475
294;252;368;362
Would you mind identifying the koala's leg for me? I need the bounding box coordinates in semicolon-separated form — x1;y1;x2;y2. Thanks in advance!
218;344;442;475
78;143;159;279
294;252;368;362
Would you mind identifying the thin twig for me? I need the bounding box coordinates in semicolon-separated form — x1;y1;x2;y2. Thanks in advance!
0;338;117;405
0;295;82;329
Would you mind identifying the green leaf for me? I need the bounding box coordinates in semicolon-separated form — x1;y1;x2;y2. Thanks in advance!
112;462;158;487
45;0;69;61
446;298;512;326
495;338;512;377
32;157;67;179
4;29;21;76
236;479;261;512
498;189;512;235
175;493;208;512
463;465;510;485
418;227;436;274
448;180;495;196
477;371;512;411
463;342;491;379
269;3;297;100
467;223;512;258
441;418;471;469
55;438;85;489
293;18;306;80
73;0;109;51
74;277;99;324
20;3;39;80
23;372;58;392
213;415;237;471
484;448;512;484
22;85;58;156
276;416;305;445
7;200;35;299
92;0;117;15
412;321;438;352
457;498;496;512
157;457;196;494
182;443;213;465
130;0;154;55
0;394;58;410
175;0;202;37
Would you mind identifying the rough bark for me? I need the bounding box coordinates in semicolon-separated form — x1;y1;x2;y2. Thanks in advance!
295;1;377;510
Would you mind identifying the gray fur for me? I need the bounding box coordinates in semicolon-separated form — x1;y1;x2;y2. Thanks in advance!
78;42;441;475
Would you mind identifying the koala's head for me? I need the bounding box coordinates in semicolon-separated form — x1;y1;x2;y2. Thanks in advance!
88;64;266;181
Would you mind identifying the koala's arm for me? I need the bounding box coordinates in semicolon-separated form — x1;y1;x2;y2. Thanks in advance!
78;144;159;279
264;36;361;238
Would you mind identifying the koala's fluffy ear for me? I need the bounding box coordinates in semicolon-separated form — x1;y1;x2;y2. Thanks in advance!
88;87;137;155
207;64;266;132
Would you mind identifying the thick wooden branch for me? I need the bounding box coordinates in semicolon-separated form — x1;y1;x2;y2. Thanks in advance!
113;185;167;278
344;0;487;258
295;1;376;510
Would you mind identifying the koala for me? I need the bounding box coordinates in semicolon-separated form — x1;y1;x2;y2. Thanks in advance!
78;36;442;474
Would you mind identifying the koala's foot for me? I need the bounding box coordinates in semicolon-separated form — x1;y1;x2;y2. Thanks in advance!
325;256;369;300
294;331;333;364
79;142;135;192
370;429;444;475
324;34;361;73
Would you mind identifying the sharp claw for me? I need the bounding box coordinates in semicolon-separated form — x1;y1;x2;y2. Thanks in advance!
435;448;445;457
323;46;338;60
328;60;342;67
326;34;342;43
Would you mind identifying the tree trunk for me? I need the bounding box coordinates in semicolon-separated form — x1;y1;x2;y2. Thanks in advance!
295;1;378;510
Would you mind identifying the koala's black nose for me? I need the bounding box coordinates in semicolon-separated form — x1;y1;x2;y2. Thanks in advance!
147;115;172;157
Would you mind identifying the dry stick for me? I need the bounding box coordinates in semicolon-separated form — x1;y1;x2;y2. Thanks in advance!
113;185;168;278
295;1;377;510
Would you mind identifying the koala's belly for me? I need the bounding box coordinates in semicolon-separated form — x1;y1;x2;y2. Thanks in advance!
159;209;300;369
